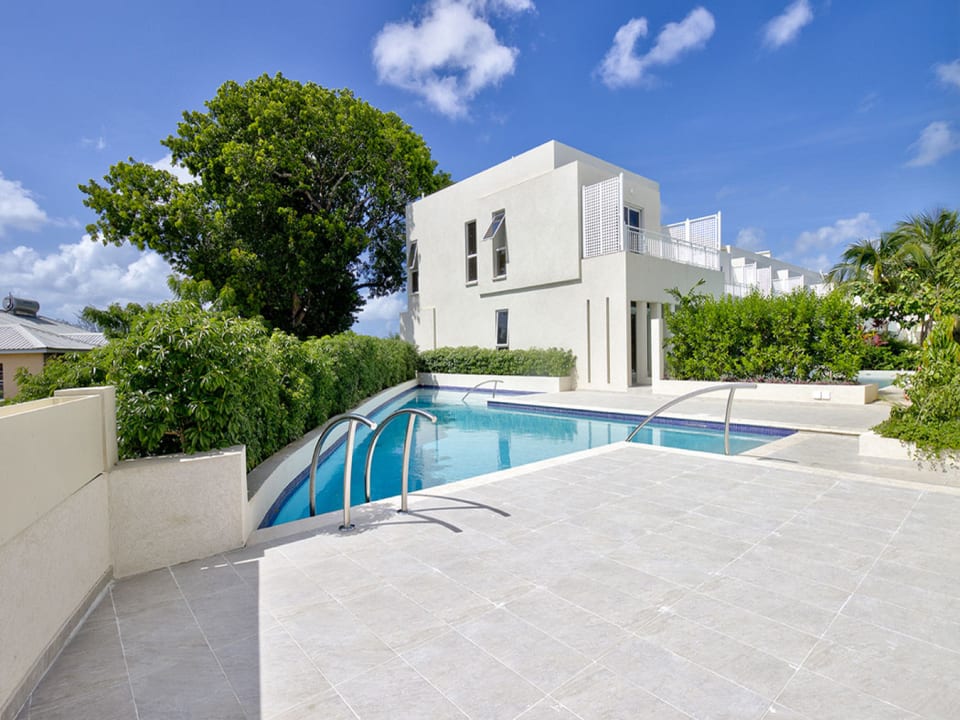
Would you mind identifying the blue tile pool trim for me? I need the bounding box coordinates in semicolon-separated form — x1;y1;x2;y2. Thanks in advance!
486;400;797;438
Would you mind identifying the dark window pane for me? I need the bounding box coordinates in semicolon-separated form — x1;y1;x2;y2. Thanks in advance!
496;310;508;346
467;256;477;282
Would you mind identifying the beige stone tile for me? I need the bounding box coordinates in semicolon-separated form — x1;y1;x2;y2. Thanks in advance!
696;574;836;636
635;612;794;699
668;592;819;666
455;608;592;693
345;585;448;652
599;636;770;720
215;626;334;719
776;669;921;720
551;665;690;720
337;656;467;719
505;587;629;660
401;629;542;720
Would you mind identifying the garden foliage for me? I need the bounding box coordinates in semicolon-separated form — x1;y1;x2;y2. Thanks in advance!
14;301;417;469
874;315;960;466
418;346;575;377
664;288;863;383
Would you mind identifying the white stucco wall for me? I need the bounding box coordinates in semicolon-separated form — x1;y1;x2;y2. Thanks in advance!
0;391;114;720
0;394;106;547
109;447;248;578
0;476;111;720
401;140;728;391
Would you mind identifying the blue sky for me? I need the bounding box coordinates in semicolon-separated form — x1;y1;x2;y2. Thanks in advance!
1;1;957;335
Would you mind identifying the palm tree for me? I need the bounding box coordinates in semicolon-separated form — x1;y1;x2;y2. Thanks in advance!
826;232;906;287
830;209;959;343
888;209;959;343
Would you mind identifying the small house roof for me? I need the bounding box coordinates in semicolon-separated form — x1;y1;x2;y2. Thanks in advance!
0;307;106;354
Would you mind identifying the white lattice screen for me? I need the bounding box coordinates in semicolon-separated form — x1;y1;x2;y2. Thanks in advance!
582;176;622;257
663;212;721;250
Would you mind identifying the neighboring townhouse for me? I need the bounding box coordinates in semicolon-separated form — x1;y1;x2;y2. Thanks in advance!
400;140;821;390
722;246;828;298
0;295;106;400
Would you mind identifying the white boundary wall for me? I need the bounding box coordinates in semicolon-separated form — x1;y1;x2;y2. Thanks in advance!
417;373;575;393
0;387;251;720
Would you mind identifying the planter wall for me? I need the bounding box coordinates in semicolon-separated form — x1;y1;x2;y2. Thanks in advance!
652;377;878;405
418;372;574;394
859;431;913;461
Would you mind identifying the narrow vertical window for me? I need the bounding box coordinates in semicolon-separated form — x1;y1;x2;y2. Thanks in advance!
465;221;478;283
484;210;507;279
495;309;509;349
408;240;420;294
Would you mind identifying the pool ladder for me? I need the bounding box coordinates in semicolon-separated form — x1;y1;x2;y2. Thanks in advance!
626;382;756;455
461;378;501;402
307;409;437;530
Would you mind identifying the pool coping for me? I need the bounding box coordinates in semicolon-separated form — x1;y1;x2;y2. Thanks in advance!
255;385;798;530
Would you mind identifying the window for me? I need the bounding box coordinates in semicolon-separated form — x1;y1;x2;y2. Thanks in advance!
495;309;509;349
465;221;478;283
483;210;505;239
624;206;643;252
624;206;642;230
408;240;420;294
482;210;508;279
0;362;4;398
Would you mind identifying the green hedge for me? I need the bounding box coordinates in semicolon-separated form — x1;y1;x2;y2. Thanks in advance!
874;316;960;467
665;289;864;383
417;346;575;377
13;301;417;469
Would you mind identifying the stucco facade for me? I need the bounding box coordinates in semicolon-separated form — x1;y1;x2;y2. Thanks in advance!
400;141;724;390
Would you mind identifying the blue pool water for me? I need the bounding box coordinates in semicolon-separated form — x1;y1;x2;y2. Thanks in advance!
264;388;793;527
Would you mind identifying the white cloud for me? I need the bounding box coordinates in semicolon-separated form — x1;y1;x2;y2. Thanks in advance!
82;136;107;151
0;237;173;322
735;227;766;251
372;0;534;117
598;7;715;89
762;0;813;50
352;292;404;337
905;121;960;167
935;58;960;90
793;213;880;261
152;154;196;184
0;172;49;236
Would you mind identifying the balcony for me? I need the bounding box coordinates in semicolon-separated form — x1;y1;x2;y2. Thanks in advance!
624;227;720;270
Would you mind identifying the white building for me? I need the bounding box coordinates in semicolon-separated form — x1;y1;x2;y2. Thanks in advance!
400;141;821;390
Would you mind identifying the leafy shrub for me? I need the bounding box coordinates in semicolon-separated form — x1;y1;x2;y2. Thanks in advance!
665;288;864;383
418;346;575;377
859;332;918;371
14;302;417;469
874;316;960;467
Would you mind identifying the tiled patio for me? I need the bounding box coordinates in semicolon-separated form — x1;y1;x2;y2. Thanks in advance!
14;441;960;720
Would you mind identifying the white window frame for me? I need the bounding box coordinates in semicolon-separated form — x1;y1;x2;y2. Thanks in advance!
408;240;420;295
495;309;509;349
465;220;478;284
484;210;508;280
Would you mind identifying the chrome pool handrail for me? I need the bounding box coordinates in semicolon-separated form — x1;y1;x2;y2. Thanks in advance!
308;413;377;529
461;378;501;402
625;383;756;455
363;408;438;513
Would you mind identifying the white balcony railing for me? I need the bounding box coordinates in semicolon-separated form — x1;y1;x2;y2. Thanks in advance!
625;227;720;271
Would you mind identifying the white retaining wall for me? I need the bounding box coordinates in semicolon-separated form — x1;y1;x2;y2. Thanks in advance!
418;372;575;393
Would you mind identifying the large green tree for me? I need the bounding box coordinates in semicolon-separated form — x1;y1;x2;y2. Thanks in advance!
81;73;450;338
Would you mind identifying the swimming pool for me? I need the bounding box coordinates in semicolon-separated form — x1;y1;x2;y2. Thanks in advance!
263;388;794;527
